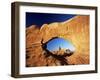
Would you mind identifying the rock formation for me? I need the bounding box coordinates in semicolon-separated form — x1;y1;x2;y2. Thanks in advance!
26;15;90;67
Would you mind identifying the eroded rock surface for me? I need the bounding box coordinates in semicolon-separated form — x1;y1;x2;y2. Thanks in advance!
26;15;90;67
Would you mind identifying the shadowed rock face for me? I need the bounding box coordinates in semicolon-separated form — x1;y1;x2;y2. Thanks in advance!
26;15;90;67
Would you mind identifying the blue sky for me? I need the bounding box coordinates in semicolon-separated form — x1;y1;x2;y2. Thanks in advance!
26;12;76;27
47;38;75;52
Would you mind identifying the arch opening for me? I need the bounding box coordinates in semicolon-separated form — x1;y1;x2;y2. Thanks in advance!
46;37;76;53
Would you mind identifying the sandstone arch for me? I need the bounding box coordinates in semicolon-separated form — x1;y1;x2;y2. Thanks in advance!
26;15;90;66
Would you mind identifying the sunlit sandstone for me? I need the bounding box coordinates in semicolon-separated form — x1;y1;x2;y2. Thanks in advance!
26;15;89;67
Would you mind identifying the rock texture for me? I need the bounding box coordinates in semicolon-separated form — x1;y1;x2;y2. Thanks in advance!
26;15;90;67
